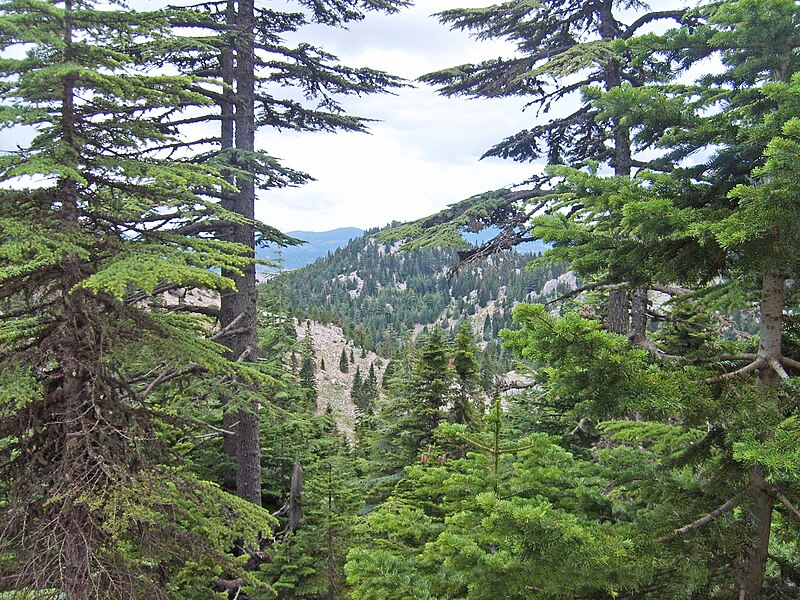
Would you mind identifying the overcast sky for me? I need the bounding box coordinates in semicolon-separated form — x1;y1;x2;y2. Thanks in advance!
0;0;689;234
258;0;539;232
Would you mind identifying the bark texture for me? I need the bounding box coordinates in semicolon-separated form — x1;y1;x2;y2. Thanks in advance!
735;271;785;599
218;0;261;505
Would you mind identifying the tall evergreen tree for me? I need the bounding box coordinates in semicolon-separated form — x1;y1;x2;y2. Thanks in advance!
452;320;482;424
385;0;693;335
164;0;409;505
0;0;273;595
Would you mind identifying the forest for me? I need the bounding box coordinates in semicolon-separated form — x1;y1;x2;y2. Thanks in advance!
1;0;800;599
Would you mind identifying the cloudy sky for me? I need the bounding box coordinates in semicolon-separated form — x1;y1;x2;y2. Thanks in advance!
258;0;540;232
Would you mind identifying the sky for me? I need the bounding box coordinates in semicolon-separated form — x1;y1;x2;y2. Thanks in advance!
256;0;540;232
0;0;689;234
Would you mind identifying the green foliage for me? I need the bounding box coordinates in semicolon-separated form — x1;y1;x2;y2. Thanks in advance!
347;428;643;599
283;227;567;358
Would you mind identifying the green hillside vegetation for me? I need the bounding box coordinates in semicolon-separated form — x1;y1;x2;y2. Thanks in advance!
281;229;572;356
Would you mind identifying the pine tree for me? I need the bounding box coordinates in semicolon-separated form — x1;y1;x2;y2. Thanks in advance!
452;320;482;424
383;1;695;335
338;347;349;373
350;365;364;410
371;328;454;473
0;0;273;595
162;0;409;506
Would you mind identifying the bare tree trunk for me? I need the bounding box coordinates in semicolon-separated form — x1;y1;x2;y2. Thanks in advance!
220;0;238;461
218;0;261;505
230;0;262;506
606;289;630;336
598;0;634;337
289;456;304;534
735;271;785;599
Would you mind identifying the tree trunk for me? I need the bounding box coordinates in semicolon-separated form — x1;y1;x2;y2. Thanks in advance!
289;456;304;534
629;287;649;345
218;0;261;505
233;0;261;506
58;5;96;596
221;0;239;461
598;0;634;337
735;270;785;598
606;289;630;336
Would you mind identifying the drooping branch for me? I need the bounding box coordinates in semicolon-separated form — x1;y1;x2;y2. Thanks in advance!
621;10;687;39
658;495;744;542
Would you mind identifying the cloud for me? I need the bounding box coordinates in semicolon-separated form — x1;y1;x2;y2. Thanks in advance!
257;0;542;231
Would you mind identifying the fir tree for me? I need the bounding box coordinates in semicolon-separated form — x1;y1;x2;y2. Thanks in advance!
338;347;349;373
0;0;273;595
452;320;482;424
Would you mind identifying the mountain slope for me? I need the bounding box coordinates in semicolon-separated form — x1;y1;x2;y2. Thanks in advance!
279;228;573;357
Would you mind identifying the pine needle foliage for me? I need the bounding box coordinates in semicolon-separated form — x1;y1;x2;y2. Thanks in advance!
0;0;275;596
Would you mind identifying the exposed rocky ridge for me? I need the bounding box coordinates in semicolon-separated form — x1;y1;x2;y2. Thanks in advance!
295;320;386;438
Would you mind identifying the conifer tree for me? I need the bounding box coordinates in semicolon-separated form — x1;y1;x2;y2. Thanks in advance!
163;0;408;506
0;0;273;595
384;0;693;334
338;347;349;373
452;320;482;423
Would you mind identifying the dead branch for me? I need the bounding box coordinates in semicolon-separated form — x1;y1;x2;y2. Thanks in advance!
210;312;245;342
168;303;220;318
496;380;540;392
140;363;204;399
543;280;618;305
658;495;743;542
569;417;590;437
124;282;183;305
648;284;693;297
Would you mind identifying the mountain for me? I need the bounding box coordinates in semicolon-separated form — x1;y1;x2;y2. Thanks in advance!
277;228;574;362
258;226;549;272
257;227;364;270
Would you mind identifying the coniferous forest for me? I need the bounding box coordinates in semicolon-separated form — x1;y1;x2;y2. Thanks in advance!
1;0;800;599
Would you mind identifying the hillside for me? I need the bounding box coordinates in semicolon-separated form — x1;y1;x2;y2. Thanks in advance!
279;228;574;357
296;320;386;439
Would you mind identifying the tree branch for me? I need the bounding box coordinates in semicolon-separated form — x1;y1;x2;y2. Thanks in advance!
658;495;743;542
777;492;800;523
706;358;767;383
622;10;687;39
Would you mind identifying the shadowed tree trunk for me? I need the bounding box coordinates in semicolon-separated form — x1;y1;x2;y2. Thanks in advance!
230;0;262;506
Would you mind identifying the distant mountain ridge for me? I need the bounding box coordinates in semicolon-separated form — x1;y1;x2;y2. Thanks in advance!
257;227;364;270
278;228;573;360
258;226;549;271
